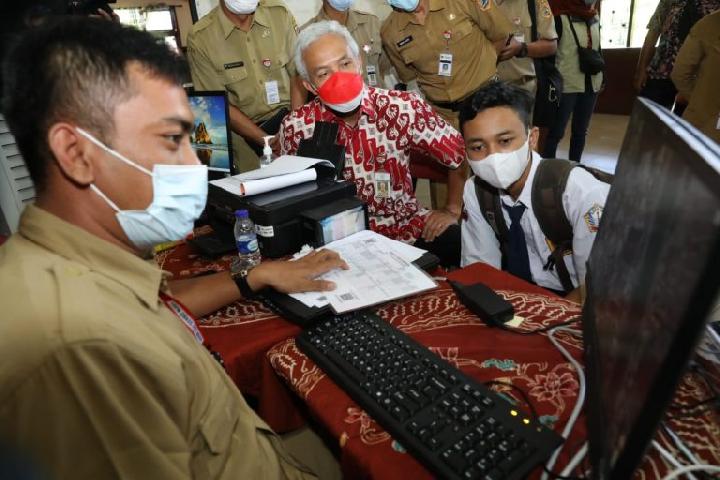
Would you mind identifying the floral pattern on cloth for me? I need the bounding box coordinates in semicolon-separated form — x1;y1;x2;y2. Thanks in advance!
278;86;465;242
646;0;720;80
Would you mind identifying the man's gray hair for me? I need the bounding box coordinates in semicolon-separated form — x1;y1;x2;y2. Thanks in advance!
294;20;360;81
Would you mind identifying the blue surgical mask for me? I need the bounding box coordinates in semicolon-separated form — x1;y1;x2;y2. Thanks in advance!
327;0;355;12
388;0;419;12
77;128;208;251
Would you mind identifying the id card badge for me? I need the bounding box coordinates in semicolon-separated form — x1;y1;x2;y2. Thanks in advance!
375;170;391;199
367;65;378;87
265;80;280;105
438;53;453;77
514;33;525;43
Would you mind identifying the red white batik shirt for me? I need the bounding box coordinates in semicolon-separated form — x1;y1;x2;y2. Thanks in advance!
279;87;465;243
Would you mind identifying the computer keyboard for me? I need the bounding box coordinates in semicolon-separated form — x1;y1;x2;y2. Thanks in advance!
296;311;564;480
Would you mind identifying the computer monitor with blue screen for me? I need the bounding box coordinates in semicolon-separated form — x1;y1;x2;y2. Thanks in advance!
187;91;234;176
582;98;720;479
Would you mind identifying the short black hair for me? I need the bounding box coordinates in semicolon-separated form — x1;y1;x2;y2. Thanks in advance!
458;82;534;135
2;16;188;192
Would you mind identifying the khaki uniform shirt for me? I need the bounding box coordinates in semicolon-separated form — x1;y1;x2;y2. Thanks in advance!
380;0;513;106
302;8;390;88
187;1;298;172
495;0;557;95
0;205;315;480
671;10;720;143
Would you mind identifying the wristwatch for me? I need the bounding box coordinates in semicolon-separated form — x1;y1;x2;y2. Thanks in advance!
518;42;528;58
230;266;258;300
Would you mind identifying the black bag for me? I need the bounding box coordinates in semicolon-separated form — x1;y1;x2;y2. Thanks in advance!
567;17;604;75
527;0;563;127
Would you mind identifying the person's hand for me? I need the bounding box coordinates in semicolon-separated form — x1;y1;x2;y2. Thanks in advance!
422;208;460;242
91;8;120;22
247;249;349;294
633;70;647;93
498;38;523;61
269;134;281;156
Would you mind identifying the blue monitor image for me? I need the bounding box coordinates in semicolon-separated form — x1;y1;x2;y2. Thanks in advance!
187;91;234;174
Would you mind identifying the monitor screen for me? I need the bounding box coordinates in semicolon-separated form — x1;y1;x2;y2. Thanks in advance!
583;99;720;479
187;91;234;174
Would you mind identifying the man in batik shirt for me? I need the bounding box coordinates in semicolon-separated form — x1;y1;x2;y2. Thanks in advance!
280;21;466;267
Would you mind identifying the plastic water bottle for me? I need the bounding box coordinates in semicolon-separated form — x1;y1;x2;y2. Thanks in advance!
234;210;261;271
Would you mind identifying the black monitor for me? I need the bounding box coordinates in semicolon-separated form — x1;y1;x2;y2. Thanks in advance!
187;90;235;177
582;98;720;479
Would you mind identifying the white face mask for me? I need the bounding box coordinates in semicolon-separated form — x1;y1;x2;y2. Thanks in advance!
468;138;531;190
327;0;355;11
225;0;259;15
77;128;208;251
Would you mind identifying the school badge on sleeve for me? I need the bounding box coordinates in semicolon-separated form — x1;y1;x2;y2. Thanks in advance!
584;204;603;233
478;0;491;11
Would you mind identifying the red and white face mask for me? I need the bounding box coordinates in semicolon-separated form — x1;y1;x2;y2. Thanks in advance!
315;71;365;113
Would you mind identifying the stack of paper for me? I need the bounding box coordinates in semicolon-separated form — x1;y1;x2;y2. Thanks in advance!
290;230;437;314
210;155;334;196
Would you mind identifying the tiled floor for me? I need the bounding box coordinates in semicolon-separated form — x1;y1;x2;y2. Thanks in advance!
415;113;630;208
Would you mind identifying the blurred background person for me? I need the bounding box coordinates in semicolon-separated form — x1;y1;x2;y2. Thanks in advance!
542;0;603;162
671;9;720;143
634;0;720;116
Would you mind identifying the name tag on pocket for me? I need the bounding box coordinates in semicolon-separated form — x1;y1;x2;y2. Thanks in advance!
265;80;280;105
367;65;378;87
224;61;244;69
375;171;391;199
438;53;453;77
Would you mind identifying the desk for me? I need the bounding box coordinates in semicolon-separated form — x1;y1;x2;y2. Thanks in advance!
159;243;720;478
267;263;720;479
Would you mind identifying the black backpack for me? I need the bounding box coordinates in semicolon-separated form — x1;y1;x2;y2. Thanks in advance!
473;158;613;293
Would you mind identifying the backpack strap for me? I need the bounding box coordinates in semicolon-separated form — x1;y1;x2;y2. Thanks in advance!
531;158;576;293
527;0;538;42
473;177;510;268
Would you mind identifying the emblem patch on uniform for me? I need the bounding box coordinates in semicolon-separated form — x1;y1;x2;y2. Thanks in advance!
224;61;244;69
262;58;272;68
396;35;413;48
540;0;552;18
262;29;270;38
478;0;491;11
584;204;603;233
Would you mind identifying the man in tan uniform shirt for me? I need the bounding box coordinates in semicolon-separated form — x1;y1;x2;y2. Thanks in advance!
0;17;346;479
381;0;513;128
494;0;558;97
671;10;720;144
187;0;299;172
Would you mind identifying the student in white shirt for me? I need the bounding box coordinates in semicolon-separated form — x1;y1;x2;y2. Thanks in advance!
458;82;609;302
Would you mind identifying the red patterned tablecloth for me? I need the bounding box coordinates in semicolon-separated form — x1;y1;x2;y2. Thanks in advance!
158;241;719;478
267;263;720;479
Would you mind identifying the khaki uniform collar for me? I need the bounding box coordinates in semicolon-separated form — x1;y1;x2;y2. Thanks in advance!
315;8;368;31
18;205;164;311
397;0;444;30
218;5;270;39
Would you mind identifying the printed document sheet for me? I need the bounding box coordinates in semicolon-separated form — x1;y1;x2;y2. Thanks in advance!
289;230;437;313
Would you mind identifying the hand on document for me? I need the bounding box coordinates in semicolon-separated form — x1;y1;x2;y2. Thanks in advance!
289;230;438;313
248;249;349;294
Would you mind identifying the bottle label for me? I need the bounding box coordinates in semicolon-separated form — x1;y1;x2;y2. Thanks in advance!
237;238;259;255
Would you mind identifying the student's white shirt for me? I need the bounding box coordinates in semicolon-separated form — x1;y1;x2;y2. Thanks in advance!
461;152;610;291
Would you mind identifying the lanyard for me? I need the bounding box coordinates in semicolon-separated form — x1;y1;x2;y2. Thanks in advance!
160;292;204;344
160;292;227;370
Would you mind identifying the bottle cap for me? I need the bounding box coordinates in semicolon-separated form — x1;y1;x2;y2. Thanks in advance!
234;209;249;218
262;136;273;157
